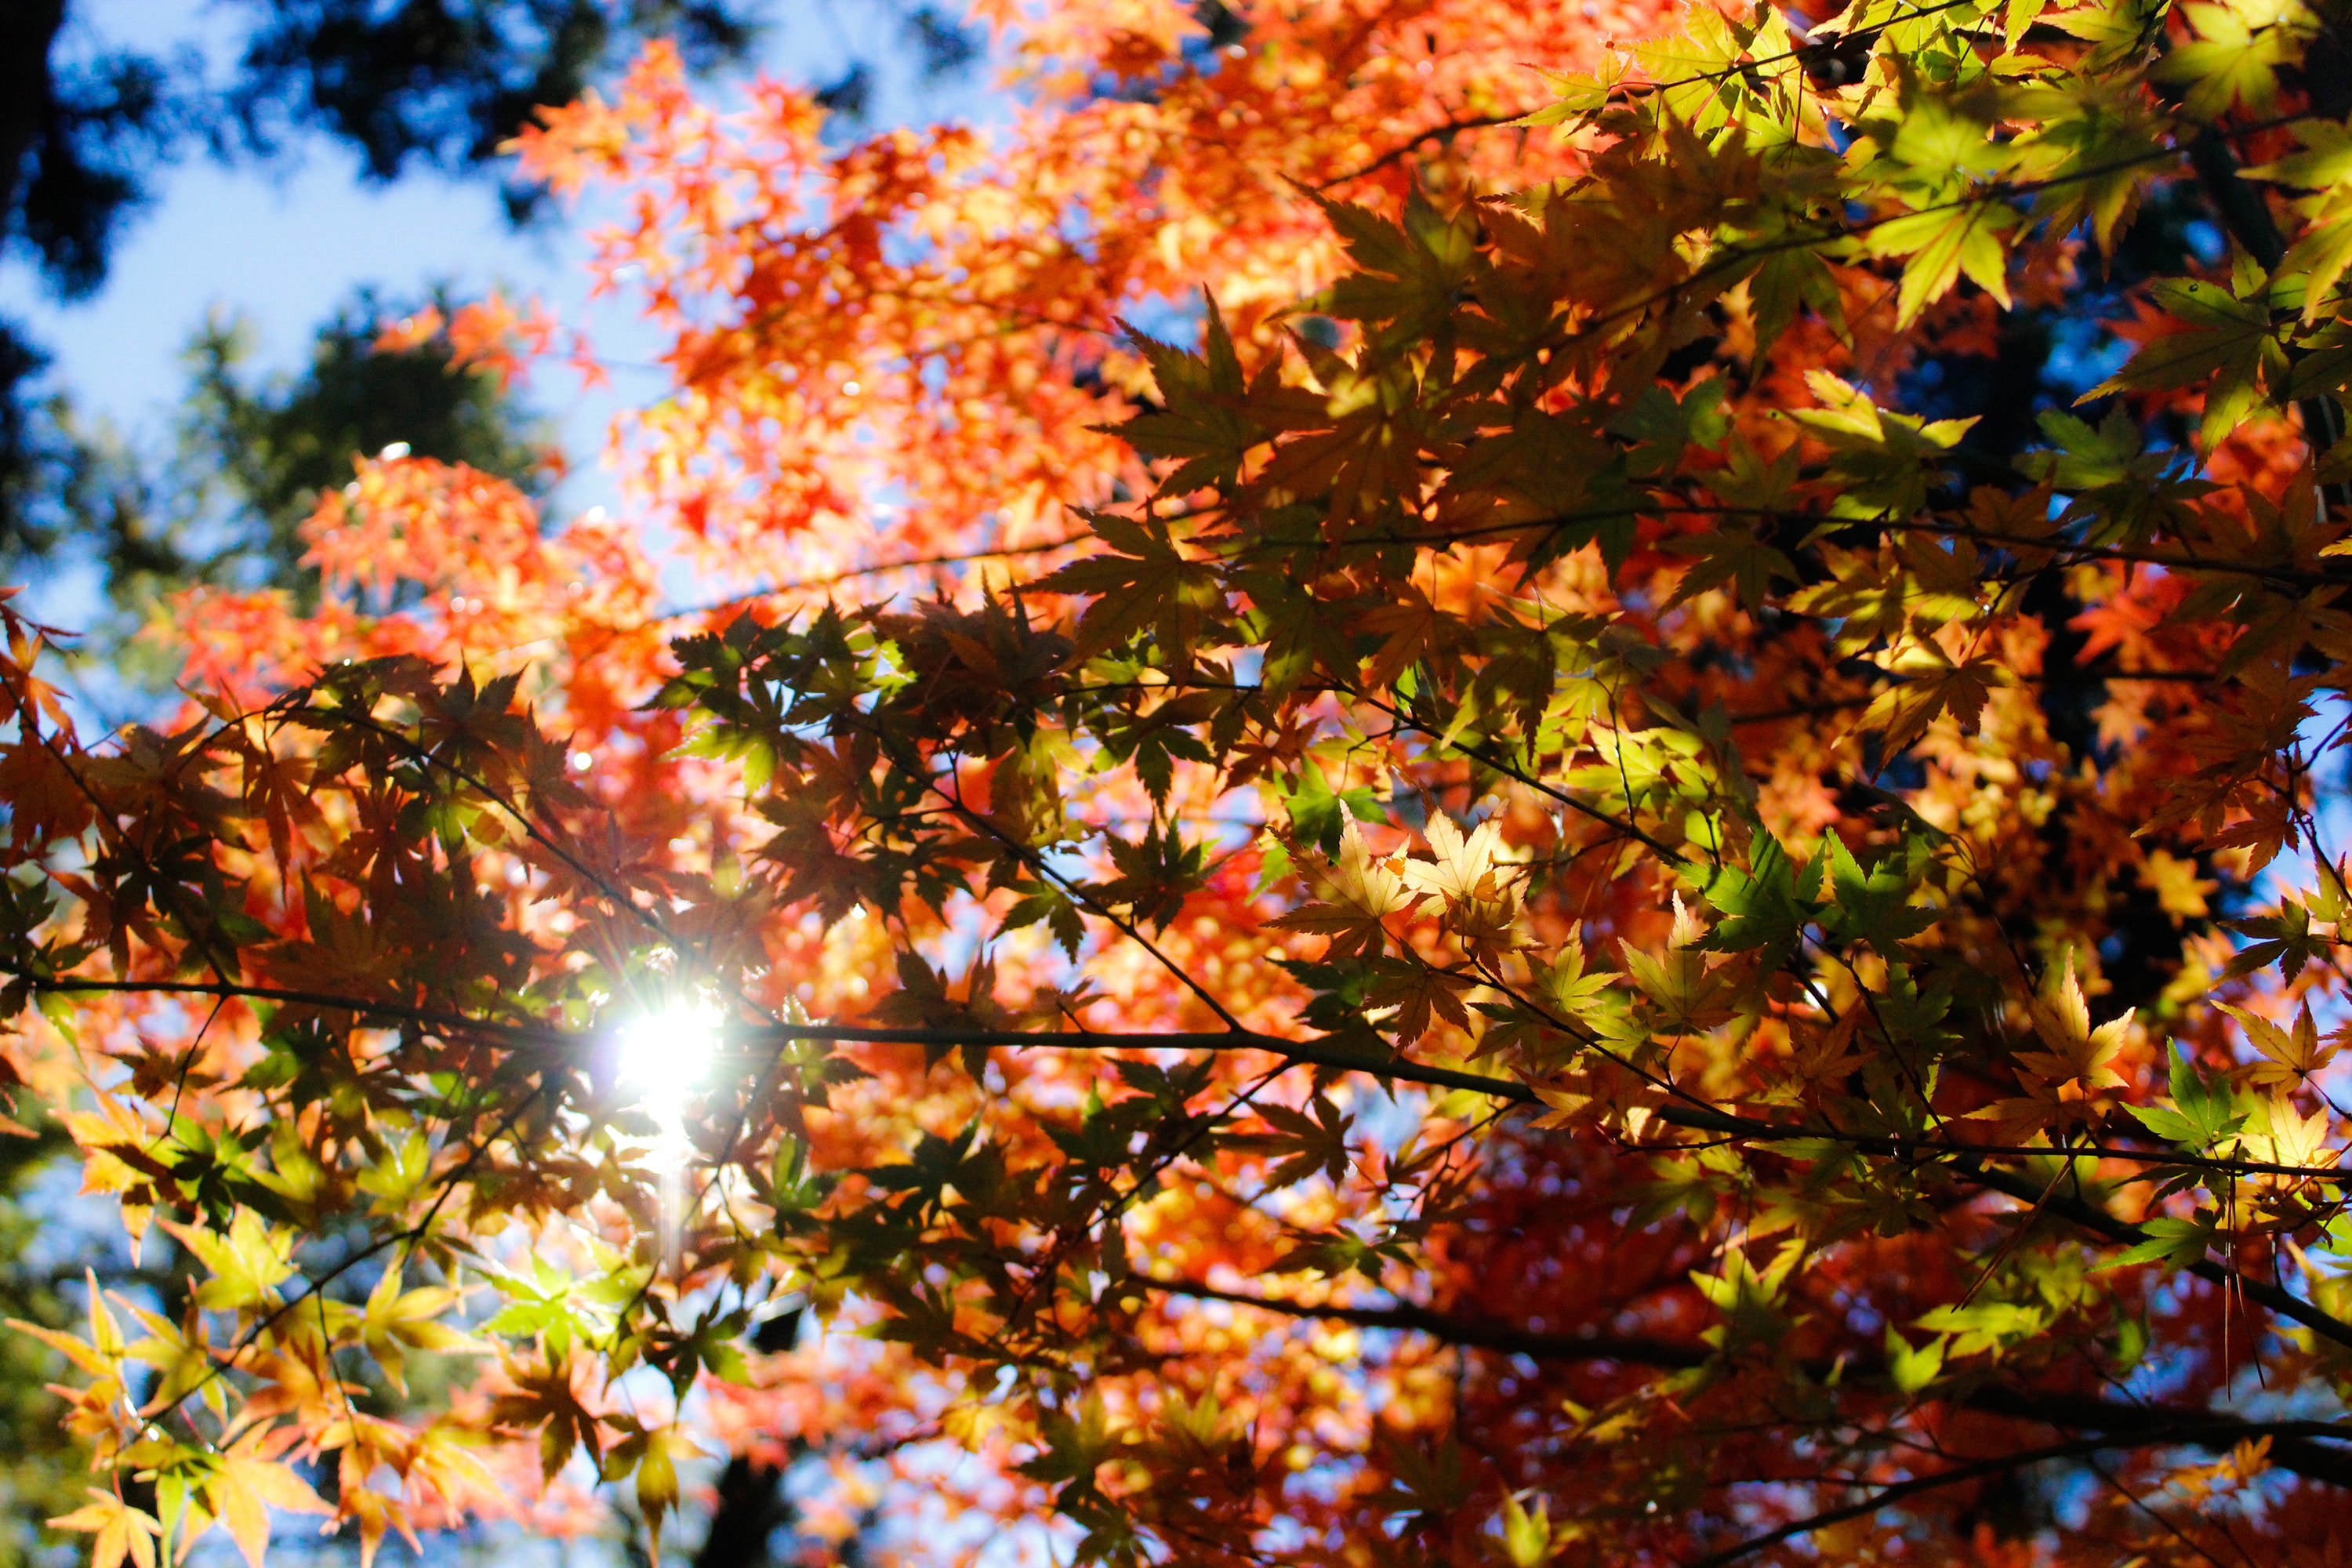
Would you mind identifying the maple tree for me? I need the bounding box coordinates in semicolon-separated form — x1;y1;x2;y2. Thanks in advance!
9;0;2352;1563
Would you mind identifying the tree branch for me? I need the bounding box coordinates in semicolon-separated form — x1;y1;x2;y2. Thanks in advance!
26;979;2352;1187
1683;1417;2352;1567
31;979;2352;1351
1150;1279;2352;1489
1313;114;1522;191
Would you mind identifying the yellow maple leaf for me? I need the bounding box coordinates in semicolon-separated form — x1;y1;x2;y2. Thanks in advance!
332;1485;418;1568
11;1269;125;1379
2255;1092;2333;1174
2017;955;2132;1092
122;1293;218;1417
1974;956;2132;1139
1267;818;1414;958
1402;812;1505;907
403;1418;506;1516
942;1397;1011;1449
2218;1001;2339;1088
1402;813;1523;954
162;1210;295;1312
1620;894;1737;1036
49;1491;162;1568
202;1431;333;1568
2140;848;2216;920
358;1261;478;1396
1856;630;2013;755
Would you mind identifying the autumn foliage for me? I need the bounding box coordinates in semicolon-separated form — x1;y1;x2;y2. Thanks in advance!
9;0;2352;1564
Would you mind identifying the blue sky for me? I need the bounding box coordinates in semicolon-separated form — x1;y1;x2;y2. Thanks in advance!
4;0;1000;493
5;153;569;430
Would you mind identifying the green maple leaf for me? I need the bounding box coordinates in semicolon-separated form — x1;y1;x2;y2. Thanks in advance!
2127;1051;2246;1151
1116;297;1258;495
1000;882;1088;958
1700;831;1824;968
2151;2;2296;119
1791;372;1976;517
2104;1214;2223;1270
1034;511;1223;662
1662;524;1798;611
2084;278;2288;445
1868;201;2018;325
1819;833;1940;957
1017;1396;1117;1487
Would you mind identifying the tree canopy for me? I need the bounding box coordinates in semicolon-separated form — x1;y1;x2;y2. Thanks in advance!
7;0;2352;1565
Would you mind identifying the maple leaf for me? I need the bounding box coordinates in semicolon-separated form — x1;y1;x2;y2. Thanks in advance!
1356;586;1467;691
1539;935;1615;1022
2082;277;2288;445
401;1418;505;1519
1400;813;1523;955
488;1352;608;1479
1784;1006;1867;1088
1621;894;1737;1036
2107;1214;2223;1270
1400;813;1503;908
49;1491;162;1568
1855;628;2013;755
2129;1050;2247;1151
2151;0;2299;119
357;1261;479;1396
1116;299;1261;496
2252;1091;2333;1176
1868;201;2019;327
1976;956;2134;1139
1268;818;1416;960
1365;956;1472;1044
122;1293;220;1417
2244;120;2352;315
11;1268;126;1380
1819;833;1940;957
201;1429;332;1568
162;1210;295;1312
1791;372;1977;518
1312;189;1481;350
2022;956;2133;1091
602;1423;711;1561
1091;822;1207;934
1249;1093;1354;1190
1692;1239;1803;1351
2140;849;2216;922
1662;523;1798;612
1700;830;1823;970
0;738;97;848
332;1483;416;1568
1033;512;1223;663
2216;1001;2339;1089
236;739;323;873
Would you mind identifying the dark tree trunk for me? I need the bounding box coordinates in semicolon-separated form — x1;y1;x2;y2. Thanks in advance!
0;0;64;230
692;1454;796;1568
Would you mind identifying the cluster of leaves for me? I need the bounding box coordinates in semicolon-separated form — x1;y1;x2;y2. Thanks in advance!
13;0;2352;1566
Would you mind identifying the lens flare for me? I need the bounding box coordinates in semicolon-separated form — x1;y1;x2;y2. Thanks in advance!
617;998;720;1166
616;998;720;1274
